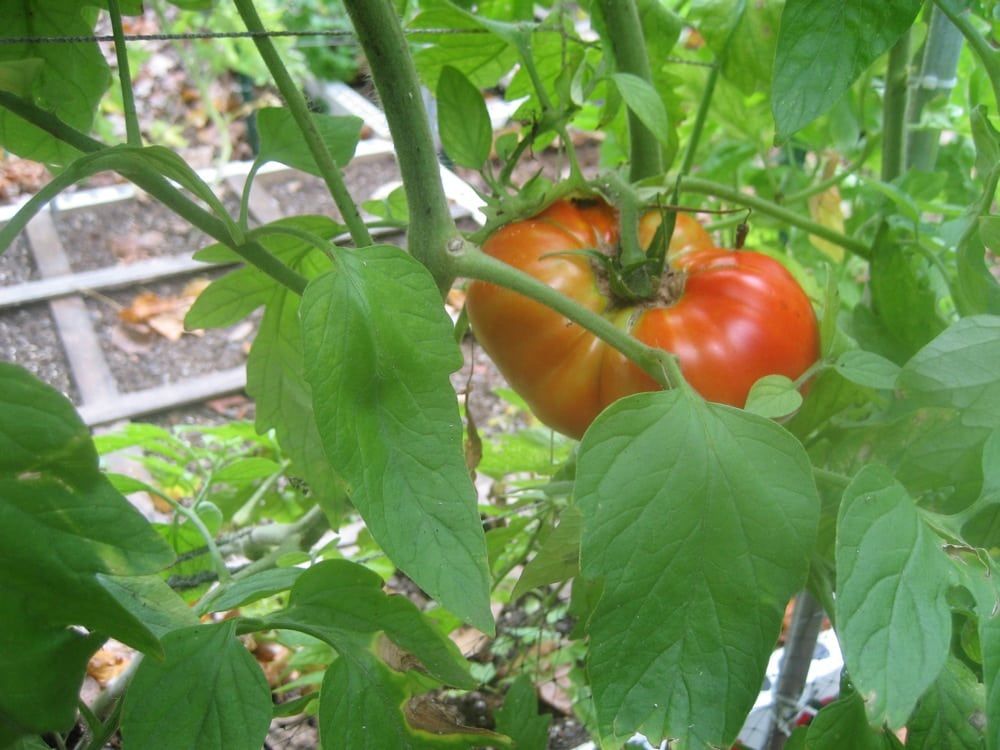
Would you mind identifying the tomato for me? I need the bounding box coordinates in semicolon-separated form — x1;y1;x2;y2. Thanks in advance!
465;198;820;439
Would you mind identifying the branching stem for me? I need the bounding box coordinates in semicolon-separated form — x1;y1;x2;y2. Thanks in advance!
596;0;662;180
678;176;872;259
233;0;372;249
342;0;459;294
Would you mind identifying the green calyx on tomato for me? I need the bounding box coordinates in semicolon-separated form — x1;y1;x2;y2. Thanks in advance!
465;198;821;439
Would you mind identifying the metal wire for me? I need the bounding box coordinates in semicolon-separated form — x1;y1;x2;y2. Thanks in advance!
0;26;517;45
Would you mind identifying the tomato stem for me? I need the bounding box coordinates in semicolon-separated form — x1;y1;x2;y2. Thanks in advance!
595;0;663;180
107;0;141;148
451;244;677;391
342;0;462;295
906;7;964;172
678;176;872;259
234;0;372;253
933;0;1000;113
0;92;310;295
881;30;912;181
595;171;657;299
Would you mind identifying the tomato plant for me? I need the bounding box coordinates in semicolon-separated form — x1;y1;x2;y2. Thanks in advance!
1;0;1000;749
467;199;819;438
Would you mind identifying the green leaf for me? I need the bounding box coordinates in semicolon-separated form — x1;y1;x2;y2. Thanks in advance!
437;66;492;169
121;621;272;750
410;7;519;89
494;675;551;750
185;265;273;329
971;105;1000;181
772;0;922;141
256;107;363;176
268;563;510;748
0;145;239;254
188;217;345;330
0;4;107;164
898;316;1000;428
0;59;43;97
799;688;896;749
949;430;1000;548
249;286;345;516
744;374;804;418
213;457;282;483
0;592;103;740
836;464;952;728
512;505;582;599
982;216;1000;253
869;228;948;363
300;246;491;632
6;736;51;750
363;184;410;224
0;364;174;655
689;0;783;95
611;73;671;146
233;222;346;516
0;360;98;480
834;350;902;390
97;574;199;639
906;657;986;749
478;430;572;478
319;654;510;749
266;560;475;689
956;221;1000;318
200;567;304;613
194;215;345;264
947;554;1000;750
576;389;819;747
129;146;236;231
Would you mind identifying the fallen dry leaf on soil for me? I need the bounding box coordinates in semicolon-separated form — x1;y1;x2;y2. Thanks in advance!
117;278;211;341
87;644;132;686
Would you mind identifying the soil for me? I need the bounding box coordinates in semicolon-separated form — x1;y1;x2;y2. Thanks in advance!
84;273;259;394
259;154;402;222
51;190;242;272
0;234;39;285
0;303;79;401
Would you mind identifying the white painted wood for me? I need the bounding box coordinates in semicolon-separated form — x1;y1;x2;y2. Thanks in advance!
24;210;120;405
79;366;246;426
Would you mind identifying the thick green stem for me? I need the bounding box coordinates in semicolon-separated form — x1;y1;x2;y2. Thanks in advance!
679;176;872;259
343;0;460;295
906;6;964;171
596;0;663;180
451;245;683;389
0;92;308;294
597;171;655;298
107;0;140;146
882;31;912;181
764;591;826;750
233;0;371;250
678;62;720;179
934;0;1000;112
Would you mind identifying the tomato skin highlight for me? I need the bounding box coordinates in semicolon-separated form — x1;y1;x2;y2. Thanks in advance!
466;199;820;439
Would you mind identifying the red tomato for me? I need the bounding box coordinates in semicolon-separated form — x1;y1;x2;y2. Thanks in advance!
465;199;819;439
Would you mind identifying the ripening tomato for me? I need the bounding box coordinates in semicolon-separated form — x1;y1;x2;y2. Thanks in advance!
465;198;820;439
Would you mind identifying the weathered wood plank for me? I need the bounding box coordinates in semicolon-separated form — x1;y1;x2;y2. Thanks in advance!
0;253;228;310
78;366;247;426
24;210;120;405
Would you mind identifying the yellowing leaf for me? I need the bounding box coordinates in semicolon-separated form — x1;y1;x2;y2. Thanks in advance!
808;158;846;262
